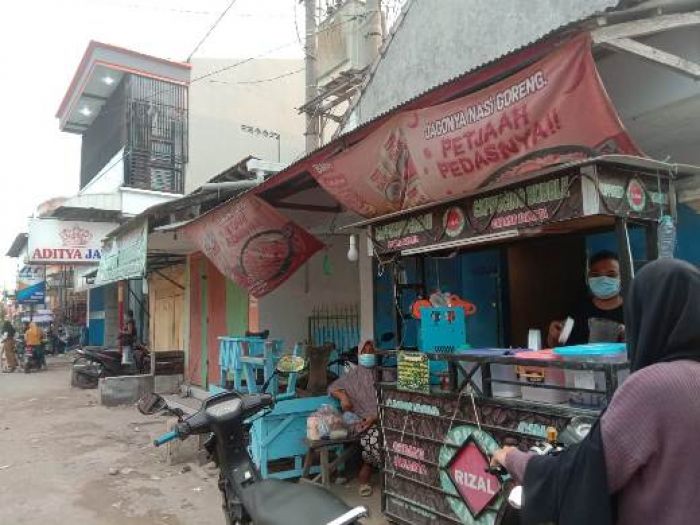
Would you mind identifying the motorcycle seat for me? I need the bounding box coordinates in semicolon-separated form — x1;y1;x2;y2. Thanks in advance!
239;479;365;525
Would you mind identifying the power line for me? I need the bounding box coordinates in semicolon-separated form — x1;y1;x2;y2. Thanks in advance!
72;15;362;124
208;67;305;85
187;0;240;62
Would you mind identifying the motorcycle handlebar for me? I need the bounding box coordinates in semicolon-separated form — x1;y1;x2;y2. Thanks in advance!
153;429;179;447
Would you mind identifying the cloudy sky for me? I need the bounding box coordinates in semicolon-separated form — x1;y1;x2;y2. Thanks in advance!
0;0;307;290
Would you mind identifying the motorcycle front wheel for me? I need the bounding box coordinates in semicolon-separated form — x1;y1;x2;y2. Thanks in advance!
221;477;250;525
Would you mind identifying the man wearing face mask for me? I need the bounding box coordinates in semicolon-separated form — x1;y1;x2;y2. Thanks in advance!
547;250;624;347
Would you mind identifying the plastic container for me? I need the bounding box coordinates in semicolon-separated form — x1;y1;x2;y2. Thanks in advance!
514;350;568;404
588;318;623;343
554;343;627;408
658;215;676;259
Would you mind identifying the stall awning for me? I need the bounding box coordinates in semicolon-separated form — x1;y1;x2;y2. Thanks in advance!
94;220;148;286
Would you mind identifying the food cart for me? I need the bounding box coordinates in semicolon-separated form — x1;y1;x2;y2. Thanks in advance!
351;156;685;524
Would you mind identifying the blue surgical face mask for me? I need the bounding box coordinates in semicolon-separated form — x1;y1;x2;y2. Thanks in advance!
588;276;621;299
358;353;376;368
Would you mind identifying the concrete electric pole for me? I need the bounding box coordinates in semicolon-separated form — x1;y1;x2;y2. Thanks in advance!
304;0;320;153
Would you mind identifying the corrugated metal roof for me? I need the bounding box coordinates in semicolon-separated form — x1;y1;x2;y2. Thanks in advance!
6;233;27;258
104;156;256;240
340;0;622;134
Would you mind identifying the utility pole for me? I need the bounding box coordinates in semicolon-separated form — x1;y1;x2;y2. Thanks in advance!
304;0;320;153
365;0;383;64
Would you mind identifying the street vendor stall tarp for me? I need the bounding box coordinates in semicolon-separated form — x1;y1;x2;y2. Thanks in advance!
182;194;324;298
309;34;640;218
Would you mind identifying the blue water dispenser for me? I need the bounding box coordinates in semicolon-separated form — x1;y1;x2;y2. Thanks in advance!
418;307;467;383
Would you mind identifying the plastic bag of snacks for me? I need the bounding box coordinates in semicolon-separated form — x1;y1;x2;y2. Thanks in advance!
308;404;346;440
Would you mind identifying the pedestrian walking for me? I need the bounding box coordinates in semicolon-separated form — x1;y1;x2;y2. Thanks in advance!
2;321;18;372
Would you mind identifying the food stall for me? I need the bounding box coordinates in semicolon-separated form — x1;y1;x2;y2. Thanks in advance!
351;156;685;524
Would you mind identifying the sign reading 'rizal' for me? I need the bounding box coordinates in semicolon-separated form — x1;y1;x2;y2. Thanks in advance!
446;437;502;517
28;219;118;264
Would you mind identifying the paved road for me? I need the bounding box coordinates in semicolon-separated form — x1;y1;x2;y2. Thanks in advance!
0;356;385;525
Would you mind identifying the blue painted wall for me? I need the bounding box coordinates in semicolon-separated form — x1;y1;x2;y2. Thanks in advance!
374;249;503;349
88;286;105;346
585;204;700;266
676;204;700;265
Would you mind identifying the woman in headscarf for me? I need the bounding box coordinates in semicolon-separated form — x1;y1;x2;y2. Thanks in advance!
2;321;17;372
328;341;381;497
491;259;700;525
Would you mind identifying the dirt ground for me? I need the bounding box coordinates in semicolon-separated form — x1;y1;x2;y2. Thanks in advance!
0;356;386;525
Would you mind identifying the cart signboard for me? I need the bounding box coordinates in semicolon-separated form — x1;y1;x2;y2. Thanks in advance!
446;437;502;518
372;171;582;254
397;351;430;394
594;168;670;220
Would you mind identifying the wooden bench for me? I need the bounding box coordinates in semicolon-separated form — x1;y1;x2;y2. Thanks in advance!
301;436;360;488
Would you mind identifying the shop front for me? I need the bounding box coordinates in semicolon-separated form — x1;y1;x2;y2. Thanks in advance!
350;156;689;524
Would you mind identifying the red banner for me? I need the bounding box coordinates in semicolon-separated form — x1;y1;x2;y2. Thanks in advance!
183;195;324;298
311;34;640;218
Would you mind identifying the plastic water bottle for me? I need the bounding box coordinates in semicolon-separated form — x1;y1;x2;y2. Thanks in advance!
657;215;676;259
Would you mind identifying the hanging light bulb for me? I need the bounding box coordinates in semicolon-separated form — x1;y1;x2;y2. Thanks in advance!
347;234;359;262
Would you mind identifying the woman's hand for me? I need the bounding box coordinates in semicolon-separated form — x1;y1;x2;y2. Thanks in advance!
358;415;377;433
490;446;516;469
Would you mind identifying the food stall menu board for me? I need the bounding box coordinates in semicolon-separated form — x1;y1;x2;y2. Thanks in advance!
397;351;430;394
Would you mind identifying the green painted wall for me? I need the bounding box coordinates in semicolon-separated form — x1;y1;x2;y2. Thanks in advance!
226;279;249;336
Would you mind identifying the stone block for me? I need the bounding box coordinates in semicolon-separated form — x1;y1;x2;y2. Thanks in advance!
99;374;155;407
155;374;183;394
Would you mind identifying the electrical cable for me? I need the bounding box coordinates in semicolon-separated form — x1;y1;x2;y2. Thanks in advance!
208;67;304;85
81;13;363;125
187;0;240;62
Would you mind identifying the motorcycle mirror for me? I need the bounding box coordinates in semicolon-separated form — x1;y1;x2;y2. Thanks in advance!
508;485;523;510
137;393;167;415
275;354;306;375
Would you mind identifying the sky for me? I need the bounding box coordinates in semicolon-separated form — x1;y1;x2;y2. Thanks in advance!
0;0;310;291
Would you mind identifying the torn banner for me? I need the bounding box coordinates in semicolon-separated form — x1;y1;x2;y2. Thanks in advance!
310;34;640;218
183;195;324;297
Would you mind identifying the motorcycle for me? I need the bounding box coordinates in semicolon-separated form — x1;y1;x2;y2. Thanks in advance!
492;417;594;525
24;345;43;373
138;358;368;525
72;344;150;388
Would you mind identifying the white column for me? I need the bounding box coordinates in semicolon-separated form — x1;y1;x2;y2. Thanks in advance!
358;231;375;343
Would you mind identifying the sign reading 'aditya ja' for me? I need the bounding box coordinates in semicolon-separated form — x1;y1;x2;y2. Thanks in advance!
28;219;118;264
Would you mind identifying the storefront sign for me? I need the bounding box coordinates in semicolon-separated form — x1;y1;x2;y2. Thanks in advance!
311;34;639;218
372;172;582;254
28;219;117;264
183;195;324;298
94;221;148;285
16;265;45;305
385;397;441;416
446;438;502;517
397;351;431;394
439;425;503;523
596;170;669;219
